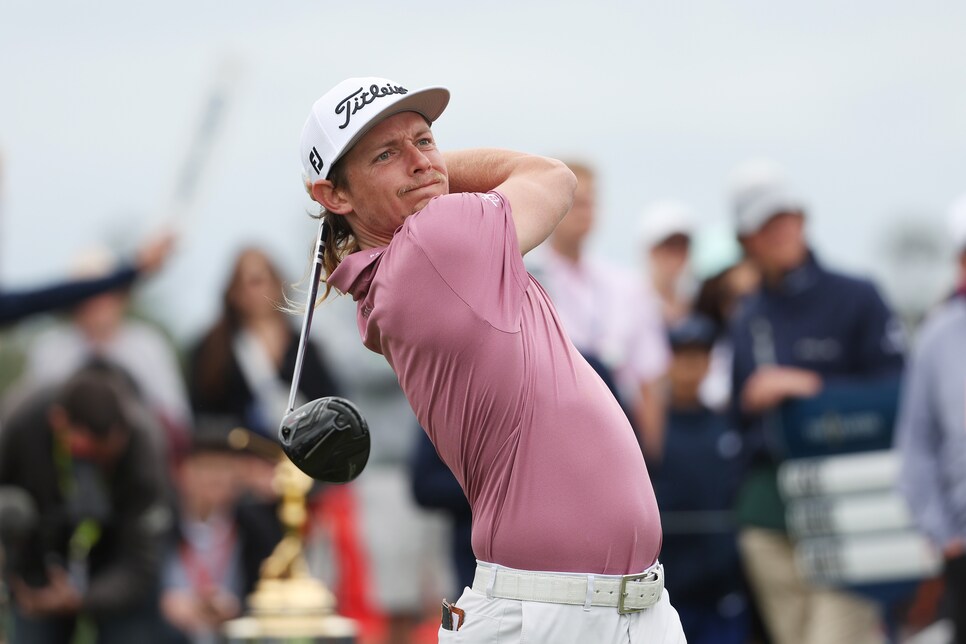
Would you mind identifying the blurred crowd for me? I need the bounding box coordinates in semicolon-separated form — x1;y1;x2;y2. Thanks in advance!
0;156;964;644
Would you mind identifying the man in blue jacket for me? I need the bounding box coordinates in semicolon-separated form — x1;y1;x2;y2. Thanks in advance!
727;160;904;644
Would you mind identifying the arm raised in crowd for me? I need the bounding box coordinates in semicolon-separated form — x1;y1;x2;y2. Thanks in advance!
0;231;175;326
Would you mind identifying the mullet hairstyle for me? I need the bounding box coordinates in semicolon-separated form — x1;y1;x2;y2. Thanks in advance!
303;157;358;302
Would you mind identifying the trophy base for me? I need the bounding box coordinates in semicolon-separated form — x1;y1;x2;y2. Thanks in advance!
222;577;357;643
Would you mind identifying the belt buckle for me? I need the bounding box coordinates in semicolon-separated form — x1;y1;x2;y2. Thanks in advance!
617;572;651;614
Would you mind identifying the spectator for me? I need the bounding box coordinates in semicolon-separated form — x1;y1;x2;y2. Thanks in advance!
638;199;698;325
0;151;174;326
693;258;761;412
895;193;966;644
650;314;747;644
0;233;174;326
19;247;192;454
727;159;905;644
0;363;171;644
188;247;341;440
160;430;282;644
529;161;671;459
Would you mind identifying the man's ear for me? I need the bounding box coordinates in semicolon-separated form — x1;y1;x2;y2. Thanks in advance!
311;180;352;215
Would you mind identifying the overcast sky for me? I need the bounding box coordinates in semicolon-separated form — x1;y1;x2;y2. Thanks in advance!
2;1;965;340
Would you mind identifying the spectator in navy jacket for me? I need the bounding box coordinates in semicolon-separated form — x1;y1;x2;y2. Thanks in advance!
727;159;905;644
651;314;747;644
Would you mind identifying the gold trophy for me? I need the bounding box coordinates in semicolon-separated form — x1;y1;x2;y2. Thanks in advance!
222;429;358;644
225;220;370;642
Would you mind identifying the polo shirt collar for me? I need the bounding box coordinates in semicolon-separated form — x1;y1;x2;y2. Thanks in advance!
327;247;386;301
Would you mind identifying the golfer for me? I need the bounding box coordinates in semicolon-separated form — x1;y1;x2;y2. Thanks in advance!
300;77;684;643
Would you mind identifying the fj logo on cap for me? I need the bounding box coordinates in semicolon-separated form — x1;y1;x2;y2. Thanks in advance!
309;147;324;174
335;83;409;130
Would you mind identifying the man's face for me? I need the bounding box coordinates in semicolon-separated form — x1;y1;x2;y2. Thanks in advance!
49;406;128;467
553;173;595;247
742;211;808;274
669;346;712;398
179;452;240;513
73;291;126;340
649;233;691;279
335;111;448;241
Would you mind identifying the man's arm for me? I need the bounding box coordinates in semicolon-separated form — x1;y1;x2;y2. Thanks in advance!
444;149;576;255
0;231;174;326
635;378;667;463
0;268;137;325
895;332;957;551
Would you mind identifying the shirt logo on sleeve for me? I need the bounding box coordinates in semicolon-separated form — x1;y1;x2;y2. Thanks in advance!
480;193;502;207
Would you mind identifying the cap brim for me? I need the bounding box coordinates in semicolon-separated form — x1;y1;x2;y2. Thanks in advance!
329;86;450;176
737;194;805;235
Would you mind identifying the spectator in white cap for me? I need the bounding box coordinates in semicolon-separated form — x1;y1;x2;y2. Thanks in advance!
638;199;697;325
896;192;966;644
726;158;905;644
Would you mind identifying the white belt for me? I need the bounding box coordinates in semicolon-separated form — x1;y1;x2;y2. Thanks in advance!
471;561;664;614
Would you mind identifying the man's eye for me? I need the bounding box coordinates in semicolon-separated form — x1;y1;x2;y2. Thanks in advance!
377;151;391;162
417;138;433;146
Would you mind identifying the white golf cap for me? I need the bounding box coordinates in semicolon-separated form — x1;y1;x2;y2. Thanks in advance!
729;158;806;236
949;193;966;254
300;77;450;183
637;200;695;249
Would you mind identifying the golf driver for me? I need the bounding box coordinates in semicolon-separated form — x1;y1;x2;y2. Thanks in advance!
278;218;371;483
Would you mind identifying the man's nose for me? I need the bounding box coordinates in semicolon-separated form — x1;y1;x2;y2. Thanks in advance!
406;144;433;173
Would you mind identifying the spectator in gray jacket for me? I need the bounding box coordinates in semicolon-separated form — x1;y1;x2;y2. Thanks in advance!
896;193;966;644
0;363;171;644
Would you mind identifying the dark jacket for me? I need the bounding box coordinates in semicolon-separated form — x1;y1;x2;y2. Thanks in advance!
729;252;905;462
651;406;744;603
0;387;170;616
728;253;905;530
188;327;341;439
410;429;475;593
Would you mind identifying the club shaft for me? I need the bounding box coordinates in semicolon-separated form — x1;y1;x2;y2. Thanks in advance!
287;218;326;413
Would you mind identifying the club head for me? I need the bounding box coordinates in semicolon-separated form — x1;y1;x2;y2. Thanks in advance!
278;396;370;483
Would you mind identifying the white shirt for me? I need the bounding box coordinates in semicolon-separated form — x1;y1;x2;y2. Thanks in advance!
529;246;670;394
23;320;192;432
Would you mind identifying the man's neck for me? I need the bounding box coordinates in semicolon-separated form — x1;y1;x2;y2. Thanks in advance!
761;254;811;289
669;388;703;411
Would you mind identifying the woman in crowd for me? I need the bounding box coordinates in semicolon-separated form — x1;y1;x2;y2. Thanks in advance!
188;247;341;440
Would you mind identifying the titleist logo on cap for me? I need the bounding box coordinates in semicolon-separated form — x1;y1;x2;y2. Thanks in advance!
336;83;409;130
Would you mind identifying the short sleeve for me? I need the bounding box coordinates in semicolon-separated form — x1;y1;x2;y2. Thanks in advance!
406;192;530;331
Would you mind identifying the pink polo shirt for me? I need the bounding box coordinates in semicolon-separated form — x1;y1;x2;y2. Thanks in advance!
328;191;662;575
